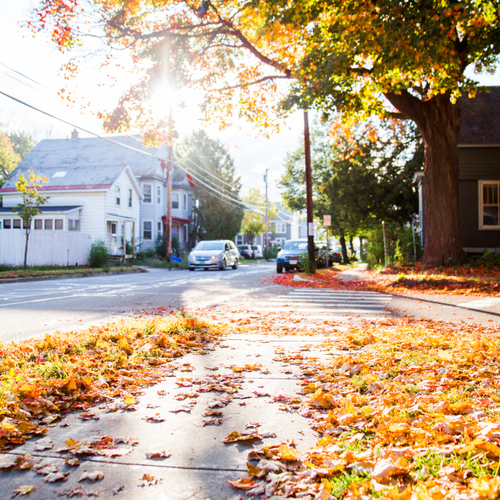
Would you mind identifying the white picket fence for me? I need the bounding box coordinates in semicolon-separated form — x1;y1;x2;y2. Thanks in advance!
0;231;92;267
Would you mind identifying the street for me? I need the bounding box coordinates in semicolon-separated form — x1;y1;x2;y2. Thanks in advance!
1;263;499;344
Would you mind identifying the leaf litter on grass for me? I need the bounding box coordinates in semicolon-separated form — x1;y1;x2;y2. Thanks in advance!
228;316;500;499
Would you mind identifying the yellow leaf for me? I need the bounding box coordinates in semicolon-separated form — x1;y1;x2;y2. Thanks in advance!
469;477;500;499
66;375;77;391
278;444;299;462
64;438;79;448
437;349;453;361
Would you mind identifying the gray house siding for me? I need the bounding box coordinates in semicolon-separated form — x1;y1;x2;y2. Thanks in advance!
458;146;500;250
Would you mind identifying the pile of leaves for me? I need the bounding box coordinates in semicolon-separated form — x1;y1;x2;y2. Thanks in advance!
272;267;500;296
0;315;222;449
230;317;500;499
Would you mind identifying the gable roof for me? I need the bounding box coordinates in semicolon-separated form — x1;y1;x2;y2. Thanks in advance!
459;87;500;145
0;164;130;193
11;135;163;177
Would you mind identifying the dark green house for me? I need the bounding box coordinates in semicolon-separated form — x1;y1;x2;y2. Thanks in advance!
416;86;500;254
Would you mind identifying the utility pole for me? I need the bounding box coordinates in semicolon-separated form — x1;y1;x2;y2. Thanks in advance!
264;168;269;261
303;110;316;272
165;133;173;261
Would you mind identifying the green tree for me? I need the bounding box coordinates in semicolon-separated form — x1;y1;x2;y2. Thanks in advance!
240;189;278;244
280;120;421;262
9;131;36;159
32;0;500;265
0;133;21;186
178;130;243;242
13;170;49;271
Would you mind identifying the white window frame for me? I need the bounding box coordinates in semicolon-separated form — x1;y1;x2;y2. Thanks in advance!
143;184;152;203
479;181;500;229
275;222;286;234
128;188;133;208
143;221;152;240
172;192;180;209
157;185;161;204
183;193;187;211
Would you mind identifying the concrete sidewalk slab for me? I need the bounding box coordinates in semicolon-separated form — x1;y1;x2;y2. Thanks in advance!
0;334;334;499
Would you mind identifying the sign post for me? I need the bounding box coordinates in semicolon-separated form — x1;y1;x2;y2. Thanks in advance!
323;215;331;267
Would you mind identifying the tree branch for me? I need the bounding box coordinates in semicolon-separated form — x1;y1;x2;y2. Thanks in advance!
208;74;291;92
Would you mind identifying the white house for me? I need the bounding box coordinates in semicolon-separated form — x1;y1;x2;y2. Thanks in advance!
0;132;195;261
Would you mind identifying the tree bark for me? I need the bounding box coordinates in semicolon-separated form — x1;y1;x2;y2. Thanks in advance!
339;228;349;264
384;91;464;266
23;228;30;272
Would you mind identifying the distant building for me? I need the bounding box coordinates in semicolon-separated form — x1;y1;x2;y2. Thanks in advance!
0;133;194;259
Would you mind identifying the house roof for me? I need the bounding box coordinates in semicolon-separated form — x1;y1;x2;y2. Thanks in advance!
0;206;82;214
459;87;500;145
269;202;294;222
0;164;130;192
0;135;192;189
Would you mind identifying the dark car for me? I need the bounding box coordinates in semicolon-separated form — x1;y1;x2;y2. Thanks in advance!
276;240;309;273
188;240;239;271
237;245;254;260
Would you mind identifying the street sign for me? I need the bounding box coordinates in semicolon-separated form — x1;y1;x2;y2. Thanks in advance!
323;215;331;226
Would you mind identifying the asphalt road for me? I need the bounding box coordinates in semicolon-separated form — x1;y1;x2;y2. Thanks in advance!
1;262;499;344
0;263;274;343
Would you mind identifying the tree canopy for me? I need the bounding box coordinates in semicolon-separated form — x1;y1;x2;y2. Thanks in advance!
0;131;35;187
177;130;243;242
240;188;278;242
30;0;500;265
280;119;422;260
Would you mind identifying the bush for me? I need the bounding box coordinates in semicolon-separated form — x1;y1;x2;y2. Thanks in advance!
366;222;422;268
267;246;281;259
478;250;500;268
89;240;110;268
155;234;181;258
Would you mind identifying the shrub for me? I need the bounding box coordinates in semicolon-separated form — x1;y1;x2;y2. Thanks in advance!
267;246;281;259
479;250;500;268
89;240;110;268
366;222;422;268
155;234;180;258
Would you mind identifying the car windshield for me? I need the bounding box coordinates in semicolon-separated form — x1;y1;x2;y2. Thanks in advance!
194;241;224;251
282;241;308;252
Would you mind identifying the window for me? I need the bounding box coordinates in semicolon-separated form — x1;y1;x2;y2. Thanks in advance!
128;188;133;208
13;219;21;229
4;219;11;229
45;219;53;230
111;223;117;236
116;186;121;205
143;184;152;203
53;171;67;178
55;219;63;230
23;220;29;229
183;193;187;211
158;222;162;233
172;192;179;209
0;221;2;229
68;220;81;231
157;186;161;204
35;219;43;230
275;222;286;234
143;221;152;240
481;181;500;228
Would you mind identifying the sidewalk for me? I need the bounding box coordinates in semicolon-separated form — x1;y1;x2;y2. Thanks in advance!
0;332;331;499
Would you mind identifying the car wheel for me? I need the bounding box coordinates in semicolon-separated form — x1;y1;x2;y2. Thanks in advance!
232;259;238;270
277;264;283;274
219;259;226;271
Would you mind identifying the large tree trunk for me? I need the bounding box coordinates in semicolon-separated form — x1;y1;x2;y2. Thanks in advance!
385;91;464;267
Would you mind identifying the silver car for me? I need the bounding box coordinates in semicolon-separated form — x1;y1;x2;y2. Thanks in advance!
188;240;239;271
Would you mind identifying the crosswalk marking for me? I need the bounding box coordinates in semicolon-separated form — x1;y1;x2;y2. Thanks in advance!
261;289;391;316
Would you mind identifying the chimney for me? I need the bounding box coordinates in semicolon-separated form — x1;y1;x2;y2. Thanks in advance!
71;129;79;139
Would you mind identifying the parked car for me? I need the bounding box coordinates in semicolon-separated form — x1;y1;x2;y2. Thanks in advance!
188;240;239;271
316;241;342;265
276;239;309;273
251;245;263;258
277;240;340;272
238;244;254;259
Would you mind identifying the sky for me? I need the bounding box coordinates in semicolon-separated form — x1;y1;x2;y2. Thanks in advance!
0;2;499;206
0;1;306;203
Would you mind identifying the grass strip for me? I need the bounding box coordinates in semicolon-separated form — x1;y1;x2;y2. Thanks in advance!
0;315;222;449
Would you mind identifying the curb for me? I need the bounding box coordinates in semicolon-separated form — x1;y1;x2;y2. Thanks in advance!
0;268;147;284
